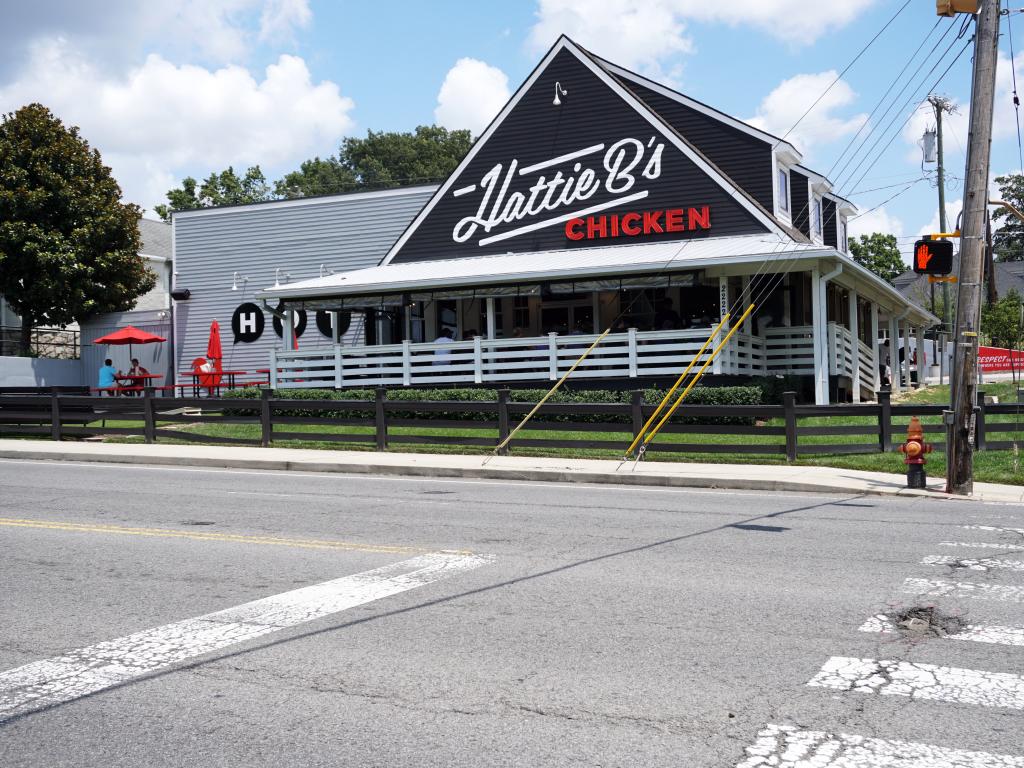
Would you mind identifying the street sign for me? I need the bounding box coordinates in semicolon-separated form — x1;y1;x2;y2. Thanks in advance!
913;239;954;275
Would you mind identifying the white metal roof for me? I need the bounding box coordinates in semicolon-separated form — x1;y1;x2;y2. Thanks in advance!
261;234;828;299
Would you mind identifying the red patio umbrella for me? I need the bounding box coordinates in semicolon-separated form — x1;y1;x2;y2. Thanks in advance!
92;325;166;362
203;320;223;388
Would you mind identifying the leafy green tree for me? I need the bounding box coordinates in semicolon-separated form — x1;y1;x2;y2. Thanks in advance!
992;173;1024;261
0;104;155;355
154;166;273;220
981;288;1024;348
339;125;472;189
847;233;906;284
275;156;357;199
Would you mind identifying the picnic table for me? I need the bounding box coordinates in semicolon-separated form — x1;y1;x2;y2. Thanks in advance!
177;369;247;396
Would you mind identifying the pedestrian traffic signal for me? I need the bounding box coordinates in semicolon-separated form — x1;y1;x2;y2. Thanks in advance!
912;239;954;275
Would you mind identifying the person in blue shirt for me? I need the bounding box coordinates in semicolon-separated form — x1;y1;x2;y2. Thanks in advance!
97;359;120;393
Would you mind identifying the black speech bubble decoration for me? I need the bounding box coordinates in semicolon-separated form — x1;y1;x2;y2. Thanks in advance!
316;310;352;339
231;302;265;344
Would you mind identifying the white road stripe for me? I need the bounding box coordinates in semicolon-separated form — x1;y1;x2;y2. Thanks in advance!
859;614;1024;647
922;555;1024;572
737;723;1024;767
902;577;1024;603
807;656;1024;710
963;525;1024;536
0;552;491;721
940;541;1024;550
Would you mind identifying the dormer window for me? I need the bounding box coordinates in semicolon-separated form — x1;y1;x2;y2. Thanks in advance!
839;219;847;252
813;197;823;236
778;167;790;214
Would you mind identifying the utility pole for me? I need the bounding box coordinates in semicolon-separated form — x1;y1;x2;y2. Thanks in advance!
928;94;956;329
948;0;1000;495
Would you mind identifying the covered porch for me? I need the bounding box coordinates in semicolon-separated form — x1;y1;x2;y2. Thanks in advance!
262;237;936;404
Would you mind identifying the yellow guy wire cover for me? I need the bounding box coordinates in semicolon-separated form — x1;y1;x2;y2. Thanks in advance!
623;314;730;458
636;303;756;457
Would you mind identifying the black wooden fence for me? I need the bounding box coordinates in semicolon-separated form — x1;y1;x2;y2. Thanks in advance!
0;388;1017;461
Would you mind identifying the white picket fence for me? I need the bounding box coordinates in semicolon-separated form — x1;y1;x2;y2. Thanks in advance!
268;325;840;390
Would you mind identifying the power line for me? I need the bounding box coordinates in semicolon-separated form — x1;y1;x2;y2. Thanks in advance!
1006;6;1024;170
776;0;913;146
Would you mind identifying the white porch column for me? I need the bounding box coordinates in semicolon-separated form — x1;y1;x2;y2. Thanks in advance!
403;306;412;341
485;297;497;339
332;311;341;345
888;315;901;394
284;307;295;350
915;325;926;388
848;290;861;403
902;318;913;389
870;302;880;393
810;268;828;405
717;275;729;374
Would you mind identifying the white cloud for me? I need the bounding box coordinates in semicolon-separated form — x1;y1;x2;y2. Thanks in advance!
258;0;312;43
527;0;873;84
917;198;962;237
747;71;867;156
434;58;511;135
848;206;904;241
0;39;355;212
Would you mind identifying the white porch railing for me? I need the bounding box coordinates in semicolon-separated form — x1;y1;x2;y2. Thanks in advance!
269;326;830;389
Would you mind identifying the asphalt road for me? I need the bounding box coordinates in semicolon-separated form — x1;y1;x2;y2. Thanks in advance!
1;457;1022;767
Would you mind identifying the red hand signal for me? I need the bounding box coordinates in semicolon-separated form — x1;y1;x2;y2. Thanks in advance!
915;243;933;270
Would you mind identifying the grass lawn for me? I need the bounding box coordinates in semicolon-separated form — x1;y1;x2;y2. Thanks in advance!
8;381;1020;485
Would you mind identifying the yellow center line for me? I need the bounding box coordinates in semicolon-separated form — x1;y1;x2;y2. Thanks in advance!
0;517;468;555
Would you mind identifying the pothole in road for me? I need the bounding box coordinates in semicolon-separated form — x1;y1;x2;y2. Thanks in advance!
419;490;456;495
886;605;968;637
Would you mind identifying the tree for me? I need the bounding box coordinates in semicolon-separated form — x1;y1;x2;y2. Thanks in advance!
981;288;1023;348
274;125;473;198
992;173;1024;261
0;104;155;355
275;156;357;199
154;166;273;220
847;233;906;284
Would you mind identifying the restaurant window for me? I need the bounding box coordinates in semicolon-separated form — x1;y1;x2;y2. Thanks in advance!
479;299;504;338
512;296;530;332
436;299;458;339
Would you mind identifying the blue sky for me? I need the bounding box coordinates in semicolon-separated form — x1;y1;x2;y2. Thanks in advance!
1;1;1020;263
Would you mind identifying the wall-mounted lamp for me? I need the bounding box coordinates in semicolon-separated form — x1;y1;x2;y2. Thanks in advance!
231;271;249;291
319;264;336;278
274;268;291;288
553;81;568;106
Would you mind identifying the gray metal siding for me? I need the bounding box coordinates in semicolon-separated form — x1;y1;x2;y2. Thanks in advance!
172;187;435;377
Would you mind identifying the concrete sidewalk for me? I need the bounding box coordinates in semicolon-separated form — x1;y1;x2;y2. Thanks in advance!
1;439;1021;502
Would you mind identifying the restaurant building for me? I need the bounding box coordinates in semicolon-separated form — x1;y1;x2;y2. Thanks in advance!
175;36;935;404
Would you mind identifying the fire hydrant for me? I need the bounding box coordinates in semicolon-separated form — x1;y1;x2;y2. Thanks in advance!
898;416;933;489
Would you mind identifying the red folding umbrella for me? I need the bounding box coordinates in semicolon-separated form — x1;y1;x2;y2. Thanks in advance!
204;320;223;388
92;325;166;361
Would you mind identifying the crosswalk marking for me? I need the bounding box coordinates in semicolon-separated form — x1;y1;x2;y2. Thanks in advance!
859;614;1024;647
902;577;1024;603
922;555;1024;572
736;724;1024;767
0;552;492;722
807;656;1024;710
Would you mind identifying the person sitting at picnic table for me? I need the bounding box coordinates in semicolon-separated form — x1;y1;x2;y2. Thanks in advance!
122;358;150;396
97;359;120;394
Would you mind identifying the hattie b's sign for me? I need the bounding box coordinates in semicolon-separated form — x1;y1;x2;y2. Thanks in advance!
450;136;704;248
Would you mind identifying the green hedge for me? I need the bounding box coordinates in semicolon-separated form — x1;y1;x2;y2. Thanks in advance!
222;385;762;425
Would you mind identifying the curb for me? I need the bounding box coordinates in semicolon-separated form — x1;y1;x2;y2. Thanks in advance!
0;447;962;500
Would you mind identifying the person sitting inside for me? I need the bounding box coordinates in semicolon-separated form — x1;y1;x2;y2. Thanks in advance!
432;327;454;366
97;359;120;394
654;298;682;330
